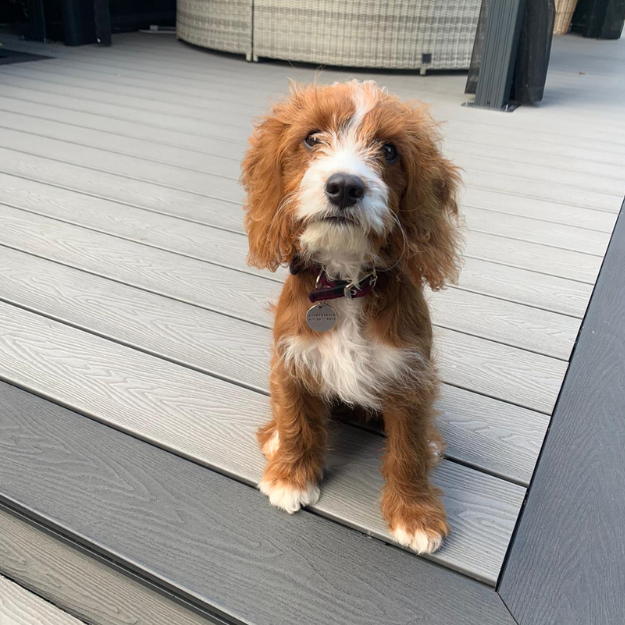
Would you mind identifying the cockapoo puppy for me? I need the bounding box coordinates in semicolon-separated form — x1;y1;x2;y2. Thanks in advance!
241;80;461;555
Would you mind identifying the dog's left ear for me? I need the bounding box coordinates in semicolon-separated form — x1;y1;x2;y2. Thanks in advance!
241;111;294;272
397;111;462;291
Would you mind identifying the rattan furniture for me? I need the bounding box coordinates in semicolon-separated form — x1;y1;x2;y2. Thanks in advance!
177;0;481;72
253;0;481;71
177;0;253;60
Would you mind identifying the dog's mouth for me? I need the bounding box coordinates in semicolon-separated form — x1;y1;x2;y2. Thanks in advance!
319;215;358;226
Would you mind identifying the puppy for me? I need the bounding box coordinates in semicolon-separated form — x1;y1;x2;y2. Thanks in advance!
241;80;461;555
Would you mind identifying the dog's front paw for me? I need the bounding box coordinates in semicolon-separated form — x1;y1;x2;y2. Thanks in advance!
259;478;320;514
382;489;449;555
391;525;445;555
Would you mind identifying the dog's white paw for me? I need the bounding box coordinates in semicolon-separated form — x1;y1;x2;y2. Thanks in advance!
259;479;320;514
391;526;444;555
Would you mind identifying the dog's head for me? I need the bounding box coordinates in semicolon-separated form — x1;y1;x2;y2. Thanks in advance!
241;80;461;289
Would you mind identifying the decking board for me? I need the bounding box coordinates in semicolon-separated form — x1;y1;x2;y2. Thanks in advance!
1;73;623;195
0;207;568;413
0;146;605;283
0;383;517;625
0;245;548;484
0;507;221;625
0;189;584;356
0;303;524;583
462;188;618;232
5;38;625;144
0;573;83;625
463;207;610;255
0;191;595;319
4;64;625;174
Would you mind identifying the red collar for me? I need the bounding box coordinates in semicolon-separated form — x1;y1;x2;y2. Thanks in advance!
289;260;378;303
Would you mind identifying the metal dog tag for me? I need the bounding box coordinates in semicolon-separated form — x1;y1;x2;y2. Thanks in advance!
306;303;337;332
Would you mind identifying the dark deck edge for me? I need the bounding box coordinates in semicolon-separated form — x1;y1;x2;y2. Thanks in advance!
0;502;230;625
0;381;515;625
498;198;625;624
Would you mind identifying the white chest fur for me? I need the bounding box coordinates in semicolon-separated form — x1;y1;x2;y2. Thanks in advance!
281;299;423;410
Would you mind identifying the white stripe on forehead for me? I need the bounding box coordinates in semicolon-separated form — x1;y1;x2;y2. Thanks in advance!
348;80;380;130
322;81;382;157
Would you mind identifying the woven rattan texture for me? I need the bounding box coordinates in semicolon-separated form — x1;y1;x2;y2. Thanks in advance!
177;0;253;56
253;0;481;69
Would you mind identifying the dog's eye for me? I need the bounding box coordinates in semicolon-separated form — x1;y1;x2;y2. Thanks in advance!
304;131;322;148
382;143;399;163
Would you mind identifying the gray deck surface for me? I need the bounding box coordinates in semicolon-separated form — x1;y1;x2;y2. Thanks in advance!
0;571;83;625
0;30;623;596
500;202;625;625
0;381;516;625
0;505;218;625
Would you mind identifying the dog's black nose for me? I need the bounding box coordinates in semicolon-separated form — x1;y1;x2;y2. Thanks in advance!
325;173;365;209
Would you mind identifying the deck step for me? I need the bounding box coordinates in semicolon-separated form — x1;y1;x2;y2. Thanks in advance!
0;303;524;584
0;383;516;625
0;507;222;625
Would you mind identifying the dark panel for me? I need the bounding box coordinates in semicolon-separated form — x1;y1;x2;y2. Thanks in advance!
0;382;514;625
500;201;625;625
474;0;526;109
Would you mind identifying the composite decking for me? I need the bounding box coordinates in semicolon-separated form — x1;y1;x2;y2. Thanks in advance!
0;573;82;624
0;30;624;624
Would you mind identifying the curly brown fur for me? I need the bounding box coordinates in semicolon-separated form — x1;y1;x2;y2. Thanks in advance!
242;80;462;553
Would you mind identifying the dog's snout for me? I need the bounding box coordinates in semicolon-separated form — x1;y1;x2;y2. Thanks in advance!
325;173;365;209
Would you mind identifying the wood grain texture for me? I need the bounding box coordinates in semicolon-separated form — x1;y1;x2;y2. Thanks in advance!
0;209;568;412
459;258;592;318
463;169;622;212
1;67;622;192
0;81;252;144
0;61;262;118
0;159;602;285
0;71;257;129
0;302;525;583
0;383;516;624
434;327;567;414
446;136;625;180
0;127;244;203
0;177;582;357
0;71;622;196
500;206;625;624
0;149;240;228
0;104;616;254
3;44;625;152
0;203;275;327
463;207;609;256
462;188;618;233
0;245;548;484
0;104;240;178
0;178;593;326
0;89;244;160
0;507;222;625
1;60;623;206
0;573;83;625
1;69;622;200
7;32;625;136
452;152;625;196
464;231;602;284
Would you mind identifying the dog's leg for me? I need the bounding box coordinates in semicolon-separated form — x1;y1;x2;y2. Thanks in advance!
380;391;449;555
258;361;328;514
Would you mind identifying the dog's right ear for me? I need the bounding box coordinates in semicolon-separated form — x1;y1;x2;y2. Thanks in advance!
241;113;295;272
